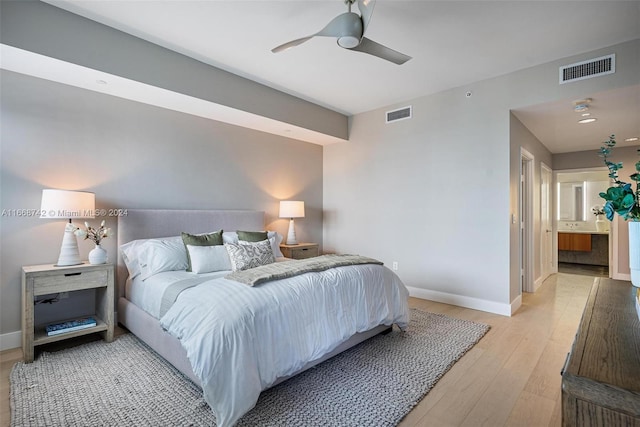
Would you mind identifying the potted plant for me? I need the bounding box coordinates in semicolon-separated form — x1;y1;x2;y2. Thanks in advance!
591;205;608;232
598;134;640;286
72;220;112;264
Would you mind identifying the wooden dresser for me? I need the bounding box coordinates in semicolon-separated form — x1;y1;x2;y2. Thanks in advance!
562;278;640;426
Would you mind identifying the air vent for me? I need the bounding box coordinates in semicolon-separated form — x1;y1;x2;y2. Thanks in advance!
386;106;412;123
559;54;615;84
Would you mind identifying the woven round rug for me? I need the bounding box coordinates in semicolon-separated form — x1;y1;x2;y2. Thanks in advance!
10;309;489;426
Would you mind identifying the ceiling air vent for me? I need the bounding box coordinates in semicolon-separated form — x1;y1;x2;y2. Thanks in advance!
386;106;412;123
559;54;615;84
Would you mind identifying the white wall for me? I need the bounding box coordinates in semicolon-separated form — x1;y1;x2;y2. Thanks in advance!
325;39;640;316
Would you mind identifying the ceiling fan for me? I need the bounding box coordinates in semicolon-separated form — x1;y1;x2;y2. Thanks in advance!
271;0;412;65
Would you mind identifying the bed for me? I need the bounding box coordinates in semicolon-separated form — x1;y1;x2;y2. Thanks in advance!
116;209;409;426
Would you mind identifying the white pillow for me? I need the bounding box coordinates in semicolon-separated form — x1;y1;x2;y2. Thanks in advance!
225;240;275;271
137;236;188;280
223;231;284;258
269;232;284;258
186;244;232;274
119;239;145;279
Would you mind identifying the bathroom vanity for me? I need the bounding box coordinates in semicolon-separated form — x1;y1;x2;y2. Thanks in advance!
558;231;609;266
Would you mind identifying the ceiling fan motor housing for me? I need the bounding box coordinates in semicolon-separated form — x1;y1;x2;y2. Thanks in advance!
336;12;363;48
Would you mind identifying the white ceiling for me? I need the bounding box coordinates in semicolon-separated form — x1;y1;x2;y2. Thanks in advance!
513;84;640;153
24;1;640;152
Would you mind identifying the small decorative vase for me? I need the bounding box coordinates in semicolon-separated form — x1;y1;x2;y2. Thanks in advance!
595;215;608;232
629;222;639;287
88;243;107;265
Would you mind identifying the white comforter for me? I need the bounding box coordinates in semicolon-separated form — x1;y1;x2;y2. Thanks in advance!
159;263;409;426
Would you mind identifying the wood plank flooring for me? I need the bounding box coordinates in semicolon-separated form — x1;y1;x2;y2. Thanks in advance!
0;272;594;427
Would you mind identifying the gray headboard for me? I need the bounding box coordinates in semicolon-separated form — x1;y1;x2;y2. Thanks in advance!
116;209;264;298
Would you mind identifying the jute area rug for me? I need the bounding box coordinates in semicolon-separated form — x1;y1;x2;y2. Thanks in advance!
11;309;489;426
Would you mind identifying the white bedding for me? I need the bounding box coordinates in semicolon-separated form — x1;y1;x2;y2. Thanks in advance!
127;257;290;319
156;263;409;427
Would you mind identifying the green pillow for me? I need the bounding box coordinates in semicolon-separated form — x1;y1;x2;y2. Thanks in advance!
181;230;223;272
237;230;268;242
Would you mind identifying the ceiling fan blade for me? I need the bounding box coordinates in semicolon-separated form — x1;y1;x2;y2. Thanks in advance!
348;37;412;65
272;36;314;53
272;13;356;53
357;0;376;34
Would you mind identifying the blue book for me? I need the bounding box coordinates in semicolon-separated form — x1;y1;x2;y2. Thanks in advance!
46;317;97;336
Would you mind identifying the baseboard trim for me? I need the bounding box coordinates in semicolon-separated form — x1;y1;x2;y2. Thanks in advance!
612;272;631;281
407;286;513;317
0;330;21;351
533;276;544;292
510;294;522;315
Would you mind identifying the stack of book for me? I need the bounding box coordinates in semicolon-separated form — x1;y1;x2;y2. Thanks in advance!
45;317;97;336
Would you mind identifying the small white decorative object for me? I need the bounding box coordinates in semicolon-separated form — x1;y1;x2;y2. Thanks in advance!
88;244;108;265
71;219;112;264
595;215;608;232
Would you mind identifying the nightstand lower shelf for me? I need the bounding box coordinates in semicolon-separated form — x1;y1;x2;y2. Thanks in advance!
34;317;109;346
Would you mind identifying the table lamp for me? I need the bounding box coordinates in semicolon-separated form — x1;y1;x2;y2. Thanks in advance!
40;189;95;266
279;201;305;245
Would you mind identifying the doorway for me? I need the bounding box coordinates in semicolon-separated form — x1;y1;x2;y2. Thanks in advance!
554;168;611;278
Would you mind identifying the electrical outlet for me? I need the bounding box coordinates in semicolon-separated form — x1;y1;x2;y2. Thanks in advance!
59;292;69;299
392;261;398;271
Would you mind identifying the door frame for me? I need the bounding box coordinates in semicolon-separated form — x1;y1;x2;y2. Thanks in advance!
520;148;535;293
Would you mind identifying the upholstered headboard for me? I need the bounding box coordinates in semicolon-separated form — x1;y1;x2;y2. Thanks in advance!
116;209;264;298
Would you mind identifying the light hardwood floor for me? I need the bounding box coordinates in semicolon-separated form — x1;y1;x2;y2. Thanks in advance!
0;272;594;427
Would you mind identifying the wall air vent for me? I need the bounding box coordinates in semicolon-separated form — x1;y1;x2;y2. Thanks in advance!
559;54;615;84
386;106;412;123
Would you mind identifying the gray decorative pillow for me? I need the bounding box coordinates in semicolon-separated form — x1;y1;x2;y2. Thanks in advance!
225;240;275;271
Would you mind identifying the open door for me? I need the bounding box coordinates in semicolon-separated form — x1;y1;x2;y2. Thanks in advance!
540;163;553;282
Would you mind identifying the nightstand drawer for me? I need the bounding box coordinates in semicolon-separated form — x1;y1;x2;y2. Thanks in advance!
292;247;318;259
280;243;319;260
32;269;108;295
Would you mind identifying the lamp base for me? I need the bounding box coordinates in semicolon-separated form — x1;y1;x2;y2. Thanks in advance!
286;218;298;245
56;228;82;266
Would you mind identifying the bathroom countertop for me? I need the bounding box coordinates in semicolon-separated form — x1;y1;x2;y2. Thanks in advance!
557;230;609;235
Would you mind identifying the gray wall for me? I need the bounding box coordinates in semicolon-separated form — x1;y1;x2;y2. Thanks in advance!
324;39;639;314
509;113;553;296
0;70;324;337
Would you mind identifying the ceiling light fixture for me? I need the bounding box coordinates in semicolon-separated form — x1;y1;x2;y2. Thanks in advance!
581;112;591;117
578;117;597;124
625;137;639;142
573;98;592;113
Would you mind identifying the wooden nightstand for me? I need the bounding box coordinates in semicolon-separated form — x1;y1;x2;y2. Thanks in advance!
280;243;319;260
21;262;114;362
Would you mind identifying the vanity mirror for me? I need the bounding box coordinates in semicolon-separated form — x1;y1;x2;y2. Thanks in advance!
558;181;586;221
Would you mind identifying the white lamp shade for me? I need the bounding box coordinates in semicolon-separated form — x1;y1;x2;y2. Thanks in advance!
279;201;305;218
40;189;95;219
